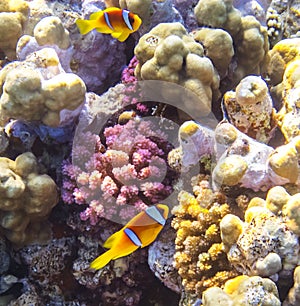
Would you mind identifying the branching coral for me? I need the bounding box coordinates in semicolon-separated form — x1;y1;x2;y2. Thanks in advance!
171;174;239;299
134;22;220;116
223;75;276;143
62;118;176;225
0;152;58;246
202;275;281;306
0;48;86;127
0;0;29;59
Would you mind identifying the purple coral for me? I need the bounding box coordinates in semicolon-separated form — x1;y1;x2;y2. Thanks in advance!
62;119;176;225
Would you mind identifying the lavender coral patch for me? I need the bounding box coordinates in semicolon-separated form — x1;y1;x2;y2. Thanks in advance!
62;119;177;225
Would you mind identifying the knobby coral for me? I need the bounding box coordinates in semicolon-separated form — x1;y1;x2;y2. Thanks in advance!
0;152;58;245
134;22;220;117
0;48;86;127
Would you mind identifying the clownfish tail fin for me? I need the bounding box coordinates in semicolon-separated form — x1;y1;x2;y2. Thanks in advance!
76;19;96;35
90;249;114;270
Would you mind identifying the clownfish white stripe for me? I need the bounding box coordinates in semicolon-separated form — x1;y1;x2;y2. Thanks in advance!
124;228;142;247
104;12;114;30
145;206;166;226
122;10;133;31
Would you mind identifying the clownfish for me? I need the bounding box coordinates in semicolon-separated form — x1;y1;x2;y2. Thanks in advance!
75;7;142;42
90;204;169;270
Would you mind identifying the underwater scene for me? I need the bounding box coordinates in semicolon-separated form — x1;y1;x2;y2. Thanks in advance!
0;0;300;305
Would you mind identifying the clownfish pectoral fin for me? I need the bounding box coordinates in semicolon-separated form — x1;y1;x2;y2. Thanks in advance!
90;249;114;270
111;31;130;42
76;19;97;35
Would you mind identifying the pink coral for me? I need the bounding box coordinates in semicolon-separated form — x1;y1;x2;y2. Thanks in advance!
62;119;177;225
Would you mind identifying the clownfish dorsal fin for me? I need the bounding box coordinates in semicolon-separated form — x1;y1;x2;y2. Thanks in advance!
122;10;133;31
90;11;104;20
145;206;166;226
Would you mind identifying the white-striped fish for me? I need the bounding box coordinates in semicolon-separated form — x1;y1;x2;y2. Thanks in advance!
90;204;169;270
76;7;142;42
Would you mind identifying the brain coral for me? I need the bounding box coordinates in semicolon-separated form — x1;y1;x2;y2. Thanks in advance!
171;174;239;300
0;48;86;127
0;152;58;246
134;22;220;116
0;0;29;59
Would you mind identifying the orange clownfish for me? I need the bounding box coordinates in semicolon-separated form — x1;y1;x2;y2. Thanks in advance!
90;204;169;270
75;7;142;42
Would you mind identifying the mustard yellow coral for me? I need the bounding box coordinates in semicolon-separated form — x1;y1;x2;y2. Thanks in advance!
172;174;238;298
0;0;29;59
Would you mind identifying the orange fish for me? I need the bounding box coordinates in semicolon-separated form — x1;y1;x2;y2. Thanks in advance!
90;204;169;270
76;7;142;42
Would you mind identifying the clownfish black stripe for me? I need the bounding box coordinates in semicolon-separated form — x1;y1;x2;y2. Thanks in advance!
124;228;142;246
145;206;166;226
122;10;133;31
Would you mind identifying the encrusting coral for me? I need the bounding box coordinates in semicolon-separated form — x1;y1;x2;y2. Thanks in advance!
0;48;86;127
134;22;220;116
220;186;300;282
0;152;58;246
202;275;281;306
269;38;300;141
0;0;29;59
223;75;276;143
171;174;239;300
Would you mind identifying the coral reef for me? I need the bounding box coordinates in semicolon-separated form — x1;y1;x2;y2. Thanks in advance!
171;174;239;300
194;0;269;83
269;38;300;141
192;28;234;78
134;22;220;116
223;75;276;143
0;48;86;127
17;16;72;71
0;0;29;59
0;152;58;245
148;225;181;293
284;266;300;306
62;118;176;225
202;275;281;306
220;187;300;282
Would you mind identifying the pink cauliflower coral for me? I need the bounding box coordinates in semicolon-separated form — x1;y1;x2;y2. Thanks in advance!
62;119;176;225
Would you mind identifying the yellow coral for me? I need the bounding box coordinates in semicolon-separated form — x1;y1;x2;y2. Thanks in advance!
0;0;29;59
0;152;58;246
172;175;239;298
